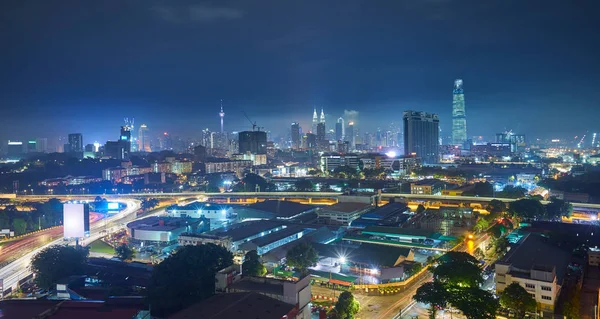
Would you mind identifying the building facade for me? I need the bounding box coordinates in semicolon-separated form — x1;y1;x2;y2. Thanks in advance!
451;79;467;146
403;111;440;164
238;131;267;154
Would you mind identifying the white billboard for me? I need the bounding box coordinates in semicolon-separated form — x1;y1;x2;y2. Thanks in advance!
63;203;89;238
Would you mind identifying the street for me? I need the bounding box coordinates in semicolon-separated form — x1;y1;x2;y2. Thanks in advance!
0;199;141;293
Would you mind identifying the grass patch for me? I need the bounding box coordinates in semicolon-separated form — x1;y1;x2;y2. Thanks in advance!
89;239;115;255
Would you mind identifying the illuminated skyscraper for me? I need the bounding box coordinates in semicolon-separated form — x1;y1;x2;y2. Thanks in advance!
291;122;300;149
403;111;439;164
138;124;151;152
320;108;325;124
452;79;467;146
346;122;355;149
312;108;318;133
68;133;83;153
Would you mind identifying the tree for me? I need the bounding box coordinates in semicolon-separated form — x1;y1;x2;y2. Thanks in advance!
474;217;490;233
414;281;448;319
509;198;545;219
416;204;426;214
433;260;483;288
562;286;580;319
450;287;499;319
147;244;233;317
333;165;358;179
493;237;509;255
545;197;573;219
473;248;484;260
11;217;27;235
115;244;135;261
0;211;9;229
333;291;360;319
285;242;318;275
406;263;423;277
437;251;480;266
499;283;536;319
294;179;314;192
30;245;89;289
486;199;505;214
496;185;527;199
242;250;266;277
141;198;159;211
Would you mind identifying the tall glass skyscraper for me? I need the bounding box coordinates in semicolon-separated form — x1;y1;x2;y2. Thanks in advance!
452;79;467;146
403;111;439;164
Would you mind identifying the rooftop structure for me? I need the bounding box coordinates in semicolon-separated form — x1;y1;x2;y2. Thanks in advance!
170;292;297;319
317;202;372;226
351;202;411;228
238;226;307;255
495;234;572;313
236;200;318;221
126;216;204;243
178;220;286;252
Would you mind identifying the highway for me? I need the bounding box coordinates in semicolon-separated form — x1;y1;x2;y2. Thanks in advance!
0;199;141;293
0;212;103;266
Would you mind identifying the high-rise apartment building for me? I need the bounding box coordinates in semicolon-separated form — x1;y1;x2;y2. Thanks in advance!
291;122;300;150
345;122;355;150
452;79;467;146
120;126;132;154
68;133;83;153
403;111;440;164
36;138;48;153
238;131;267;154
335;121;343;141
138;124;151;152
316;122;326;143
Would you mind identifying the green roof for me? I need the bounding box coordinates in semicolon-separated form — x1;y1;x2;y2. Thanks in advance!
362;226;441;239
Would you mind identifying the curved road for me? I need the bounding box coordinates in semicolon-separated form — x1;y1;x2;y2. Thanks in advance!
0;199;140;292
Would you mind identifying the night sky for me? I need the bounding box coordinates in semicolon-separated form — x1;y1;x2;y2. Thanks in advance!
1;0;599;144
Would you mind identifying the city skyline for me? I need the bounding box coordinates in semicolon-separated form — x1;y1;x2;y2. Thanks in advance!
1;1;599;143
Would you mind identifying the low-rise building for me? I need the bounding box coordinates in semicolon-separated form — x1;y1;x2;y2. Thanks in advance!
205;159;253;177
495;234;572;313
410;179;445;195
178;220;286;252
239;226;307;255
224;276;311;319
351;202;411;228
319;153;360;172
231;152;267;166
317;202;372;226
236;200;318;221
167;202;235;230
126;216;204;244
589;247;600;266
170;292;299;319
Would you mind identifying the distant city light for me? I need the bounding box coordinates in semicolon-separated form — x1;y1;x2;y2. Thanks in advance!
386;151;397;158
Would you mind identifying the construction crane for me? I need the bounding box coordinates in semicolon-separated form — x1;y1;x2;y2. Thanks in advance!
577;134;586;148
242;111;263;131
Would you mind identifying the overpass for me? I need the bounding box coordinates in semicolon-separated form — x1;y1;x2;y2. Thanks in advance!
9;192;600;214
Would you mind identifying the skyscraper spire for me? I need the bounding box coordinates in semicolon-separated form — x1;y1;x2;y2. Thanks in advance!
320;108;325;123
312;107;318;133
219;99;225;133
